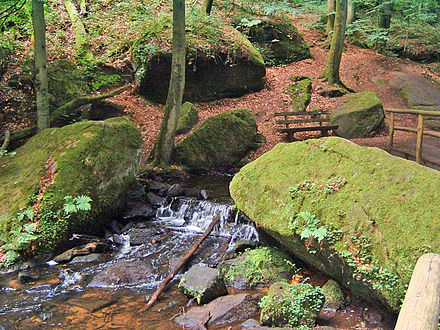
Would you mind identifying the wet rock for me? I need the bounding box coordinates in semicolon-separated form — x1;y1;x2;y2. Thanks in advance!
322;280;344;310
128;180;146;201
219;247;296;289
111;234;125;245
224;240;259;260
167;183;184;197
54;241;110;263
155;300;179;312
147;192;164;207
70;253;102;264
259;282;324;328
129;227;168;246
123;201;155;220
179;265;227;304
69;234;107;245
88;260;154;287
18;271;38;284
241;318;291;329
363;310;383;325
175;293;261;327
147;181;170;196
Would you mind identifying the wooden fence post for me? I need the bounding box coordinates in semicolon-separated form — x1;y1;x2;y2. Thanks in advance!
395;253;440;330
389;112;395;150
416;114;424;163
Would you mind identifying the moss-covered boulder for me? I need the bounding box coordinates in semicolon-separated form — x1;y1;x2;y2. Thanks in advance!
322;279;345;310
176;102;199;135
234;14;311;66
285;76;312;112
173;109;257;172
0;118;143;264
219;247;296;289
259;281;324;327
230;137;440;312
330;91;385;138
132;11;265;103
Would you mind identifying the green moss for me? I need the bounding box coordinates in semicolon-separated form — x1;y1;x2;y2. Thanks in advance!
173;109;257;172
176;102;199;135
330;91;385;138
285;77;312;112
230;137;440;312
259;281;324;328
0;118;143;261
322;279;344;309
219;247;296;288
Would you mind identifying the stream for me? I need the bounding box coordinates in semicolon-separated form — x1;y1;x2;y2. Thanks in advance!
0;174;396;329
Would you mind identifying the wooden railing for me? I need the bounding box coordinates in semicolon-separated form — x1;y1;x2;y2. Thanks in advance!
395;254;440;330
387;108;440;164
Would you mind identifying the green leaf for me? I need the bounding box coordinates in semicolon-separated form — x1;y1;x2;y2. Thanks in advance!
63;203;77;214
75;195;92;211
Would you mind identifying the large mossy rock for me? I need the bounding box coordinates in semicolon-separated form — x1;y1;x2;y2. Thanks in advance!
173;109;257;172
330;91;385;138
132;14;265;103
285;76;312;112
0;118;143;264
230;137;440;312
176;102;199;135
234;14;311;66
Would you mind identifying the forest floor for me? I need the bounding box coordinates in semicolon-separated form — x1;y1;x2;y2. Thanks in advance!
109;24;440;168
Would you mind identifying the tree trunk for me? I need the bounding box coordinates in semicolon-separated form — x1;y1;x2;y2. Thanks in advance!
320;0;349;90
32;0;49;131
62;0;93;59
326;0;336;35
378;2;392;29
202;0;214;15
346;0;355;25
151;0;185;167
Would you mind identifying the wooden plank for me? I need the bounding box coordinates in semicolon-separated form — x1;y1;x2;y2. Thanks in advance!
395;253;440;330
394;126;440;138
277;125;338;133
274;111;329;117
276;118;330;125
416;114;424;164
385;108;440;117
389;112;395;149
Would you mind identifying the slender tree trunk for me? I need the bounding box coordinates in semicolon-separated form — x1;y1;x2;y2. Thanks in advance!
326;0;336;35
202;0;214;15
320;0;350;90
152;0;185;167
32;0;49;131
346;0;355;25
378;2;392;29
62;0;93;59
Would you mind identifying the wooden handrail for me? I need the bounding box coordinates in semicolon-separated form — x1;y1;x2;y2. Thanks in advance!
386;108;440;164
395;254;440;330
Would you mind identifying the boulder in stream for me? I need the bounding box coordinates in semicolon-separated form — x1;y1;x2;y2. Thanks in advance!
0;117;143;264
179;265;227;304
173;109;257;172
230;137;440;312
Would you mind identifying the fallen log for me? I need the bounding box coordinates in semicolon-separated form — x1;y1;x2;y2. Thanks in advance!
144;212;221;310
395;253;440;330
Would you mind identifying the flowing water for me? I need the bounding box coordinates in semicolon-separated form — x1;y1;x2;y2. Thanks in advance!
0;175;395;329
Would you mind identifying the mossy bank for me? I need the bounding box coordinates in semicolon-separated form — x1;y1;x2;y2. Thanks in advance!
0;118;143;265
230;137;440;312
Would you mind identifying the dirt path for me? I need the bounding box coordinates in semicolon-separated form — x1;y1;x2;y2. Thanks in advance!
110;30;440;168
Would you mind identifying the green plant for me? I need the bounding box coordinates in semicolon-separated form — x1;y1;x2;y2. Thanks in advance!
63;195;92;214
0;149;16;157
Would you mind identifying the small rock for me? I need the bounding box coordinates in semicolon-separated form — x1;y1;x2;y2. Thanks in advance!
54;242;110;263
18;271;38;284
175;293;261;327
147;181;170;196
179;265;227;304
128;180;146;200
129;227;167;246
200;189;210;200
363;310;383;324
69;253;102;264
146;192;165;207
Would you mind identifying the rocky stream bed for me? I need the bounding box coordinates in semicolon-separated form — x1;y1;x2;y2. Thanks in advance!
0;174;396;329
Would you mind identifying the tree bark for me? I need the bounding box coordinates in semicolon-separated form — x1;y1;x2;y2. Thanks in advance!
62;0;93;59
202;0;214;15
32;0;49;131
320;0;350;90
152;0;185;167
326;0;336;35
346;0;355;25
